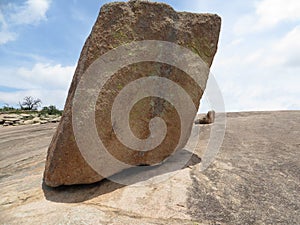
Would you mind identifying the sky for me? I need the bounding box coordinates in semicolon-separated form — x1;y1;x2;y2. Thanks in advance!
0;0;299;112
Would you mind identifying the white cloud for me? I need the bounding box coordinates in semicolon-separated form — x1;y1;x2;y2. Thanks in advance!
0;63;75;109
0;0;51;45
211;23;300;112
255;0;300;29
17;63;75;89
223;76;300;111
0;10;17;44
0;10;7;27
274;26;300;67
0;30;17;45
0;90;68;109
234;15;256;36
10;0;51;25
234;0;300;35
245;26;300;68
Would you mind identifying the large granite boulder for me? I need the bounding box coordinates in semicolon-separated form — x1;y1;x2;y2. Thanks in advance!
44;1;221;187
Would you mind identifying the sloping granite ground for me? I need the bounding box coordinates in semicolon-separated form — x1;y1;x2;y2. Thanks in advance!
0;111;299;224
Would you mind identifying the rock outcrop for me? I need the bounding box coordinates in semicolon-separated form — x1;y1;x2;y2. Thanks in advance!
44;1;221;187
1;111;300;224
0;113;61;127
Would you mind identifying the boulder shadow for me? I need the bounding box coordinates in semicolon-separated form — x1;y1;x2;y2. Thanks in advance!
42;149;201;203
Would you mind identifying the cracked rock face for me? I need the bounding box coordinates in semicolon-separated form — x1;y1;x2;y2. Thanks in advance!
43;1;221;187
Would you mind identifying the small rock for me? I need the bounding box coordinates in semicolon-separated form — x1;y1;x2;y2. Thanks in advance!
32;117;41;123
39;116;48;120
195;110;215;124
20;113;32;119
49;117;61;123
4;121;14;125
3;114;19;119
16;120;25;125
24;120;34;125
4;118;20;122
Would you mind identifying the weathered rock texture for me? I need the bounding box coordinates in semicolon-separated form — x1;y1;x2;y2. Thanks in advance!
1;111;300;224
44;1;221;187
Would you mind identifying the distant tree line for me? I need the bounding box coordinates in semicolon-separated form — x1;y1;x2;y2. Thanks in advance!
40;105;62;116
0;96;62;115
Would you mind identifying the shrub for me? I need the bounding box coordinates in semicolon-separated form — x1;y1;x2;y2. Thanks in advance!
40;105;62;115
0;104;16;113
